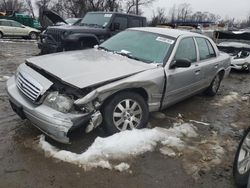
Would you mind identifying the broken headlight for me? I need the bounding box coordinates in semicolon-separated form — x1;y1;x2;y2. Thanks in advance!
44;92;74;113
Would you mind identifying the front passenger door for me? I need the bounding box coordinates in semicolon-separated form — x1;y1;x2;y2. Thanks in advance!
164;37;202;106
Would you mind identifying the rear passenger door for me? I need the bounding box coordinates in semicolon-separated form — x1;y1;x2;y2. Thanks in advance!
195;37;218;86
0;20;13;35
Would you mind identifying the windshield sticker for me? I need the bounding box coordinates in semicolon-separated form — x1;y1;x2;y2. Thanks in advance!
156;37;174;44
104;14;112;18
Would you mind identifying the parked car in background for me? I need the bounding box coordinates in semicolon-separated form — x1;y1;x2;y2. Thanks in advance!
215;30;250;72
38;12;147;54
7;28;231;143
0;12;41;30
0;19;40;39
233;127;250;187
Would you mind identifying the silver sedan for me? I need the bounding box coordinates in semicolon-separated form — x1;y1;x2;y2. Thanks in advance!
7;27;231;143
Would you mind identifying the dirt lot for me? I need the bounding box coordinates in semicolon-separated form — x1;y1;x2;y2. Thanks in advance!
0;39;250;188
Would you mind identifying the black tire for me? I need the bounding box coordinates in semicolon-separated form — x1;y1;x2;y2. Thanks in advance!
205;73;222;96
102;91;149;135
246;64;250;73
29;32;38;40
233;127;250;187
0;31;3;38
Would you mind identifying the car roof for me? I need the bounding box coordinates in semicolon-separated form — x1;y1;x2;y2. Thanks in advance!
88;12;146;19
130;27;204;39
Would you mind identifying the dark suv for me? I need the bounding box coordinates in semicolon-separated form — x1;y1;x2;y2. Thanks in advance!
38;12;147;54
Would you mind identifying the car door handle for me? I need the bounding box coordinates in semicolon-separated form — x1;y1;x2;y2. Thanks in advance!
195;70;201;75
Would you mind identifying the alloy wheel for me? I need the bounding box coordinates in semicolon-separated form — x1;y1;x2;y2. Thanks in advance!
112;99;142;131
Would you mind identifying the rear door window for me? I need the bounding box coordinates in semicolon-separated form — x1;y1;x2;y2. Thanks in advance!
113;16;128;30
195;37;213;61
10;21;22;27
175;37;197;63
1;21;11;26
131;18;142;27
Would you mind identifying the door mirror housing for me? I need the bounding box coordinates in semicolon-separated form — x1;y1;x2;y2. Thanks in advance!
170;59;191;69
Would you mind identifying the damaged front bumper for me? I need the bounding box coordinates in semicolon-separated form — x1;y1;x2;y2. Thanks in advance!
6;76;100;143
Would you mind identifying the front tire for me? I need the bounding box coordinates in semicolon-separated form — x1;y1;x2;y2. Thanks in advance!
102;91;149;135
205;73;222;96
233;127;250;187
29;32;38;40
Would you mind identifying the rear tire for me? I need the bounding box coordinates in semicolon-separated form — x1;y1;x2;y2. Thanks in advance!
102;91;149;135
205;73;222;96
0;32;3;39
233;127;250;187
29;32;38;40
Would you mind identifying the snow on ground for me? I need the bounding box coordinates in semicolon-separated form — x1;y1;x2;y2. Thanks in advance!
0;39;37;43
39;122;225;178
39;123;197;171
213;92;240;106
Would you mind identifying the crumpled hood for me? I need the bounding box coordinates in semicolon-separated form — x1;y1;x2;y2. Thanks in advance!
26;49;157;88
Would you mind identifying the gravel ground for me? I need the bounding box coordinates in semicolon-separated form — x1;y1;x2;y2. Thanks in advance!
1;39;250;188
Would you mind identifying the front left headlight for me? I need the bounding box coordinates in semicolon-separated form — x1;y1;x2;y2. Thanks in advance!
44;92;74;113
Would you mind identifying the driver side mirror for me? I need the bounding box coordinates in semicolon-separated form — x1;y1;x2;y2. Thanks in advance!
170;59;191;69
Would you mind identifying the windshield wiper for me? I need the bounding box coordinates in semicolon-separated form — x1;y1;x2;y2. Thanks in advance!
115;50;154;64
98;46;111;52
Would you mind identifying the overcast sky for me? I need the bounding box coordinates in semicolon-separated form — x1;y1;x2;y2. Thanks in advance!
31;0;250;21
143;0;250;21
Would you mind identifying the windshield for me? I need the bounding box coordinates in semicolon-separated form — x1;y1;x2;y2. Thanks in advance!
99;30;175;63
80;13;112;28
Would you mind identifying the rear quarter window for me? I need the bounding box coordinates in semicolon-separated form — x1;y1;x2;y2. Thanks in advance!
196;37;215;61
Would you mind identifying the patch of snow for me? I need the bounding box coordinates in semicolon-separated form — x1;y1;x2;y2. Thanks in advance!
159;146;176;157
213;92;239;106
114;163;130;172
189;120;210;126
39;123;198;171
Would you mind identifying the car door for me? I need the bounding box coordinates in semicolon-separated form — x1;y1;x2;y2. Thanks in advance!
10;21;28;36
195;37;218;87
163;37;202;106
0;20;13;35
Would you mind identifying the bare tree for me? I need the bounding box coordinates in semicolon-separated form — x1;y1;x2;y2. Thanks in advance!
25;0;34;17
0;0;27;13
125;0;155;15
177;3;192;21
150;8;168;26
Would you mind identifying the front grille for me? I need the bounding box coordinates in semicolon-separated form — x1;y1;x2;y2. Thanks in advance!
16;72;43;102
46;29;64;43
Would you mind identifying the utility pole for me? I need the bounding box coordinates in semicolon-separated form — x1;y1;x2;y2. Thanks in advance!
136;0;139;15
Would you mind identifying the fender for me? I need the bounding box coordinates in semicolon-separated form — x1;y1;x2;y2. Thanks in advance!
74;75;163;112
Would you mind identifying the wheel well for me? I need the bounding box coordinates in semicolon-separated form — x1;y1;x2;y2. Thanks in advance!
101;88;149;107
218;70;225;79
